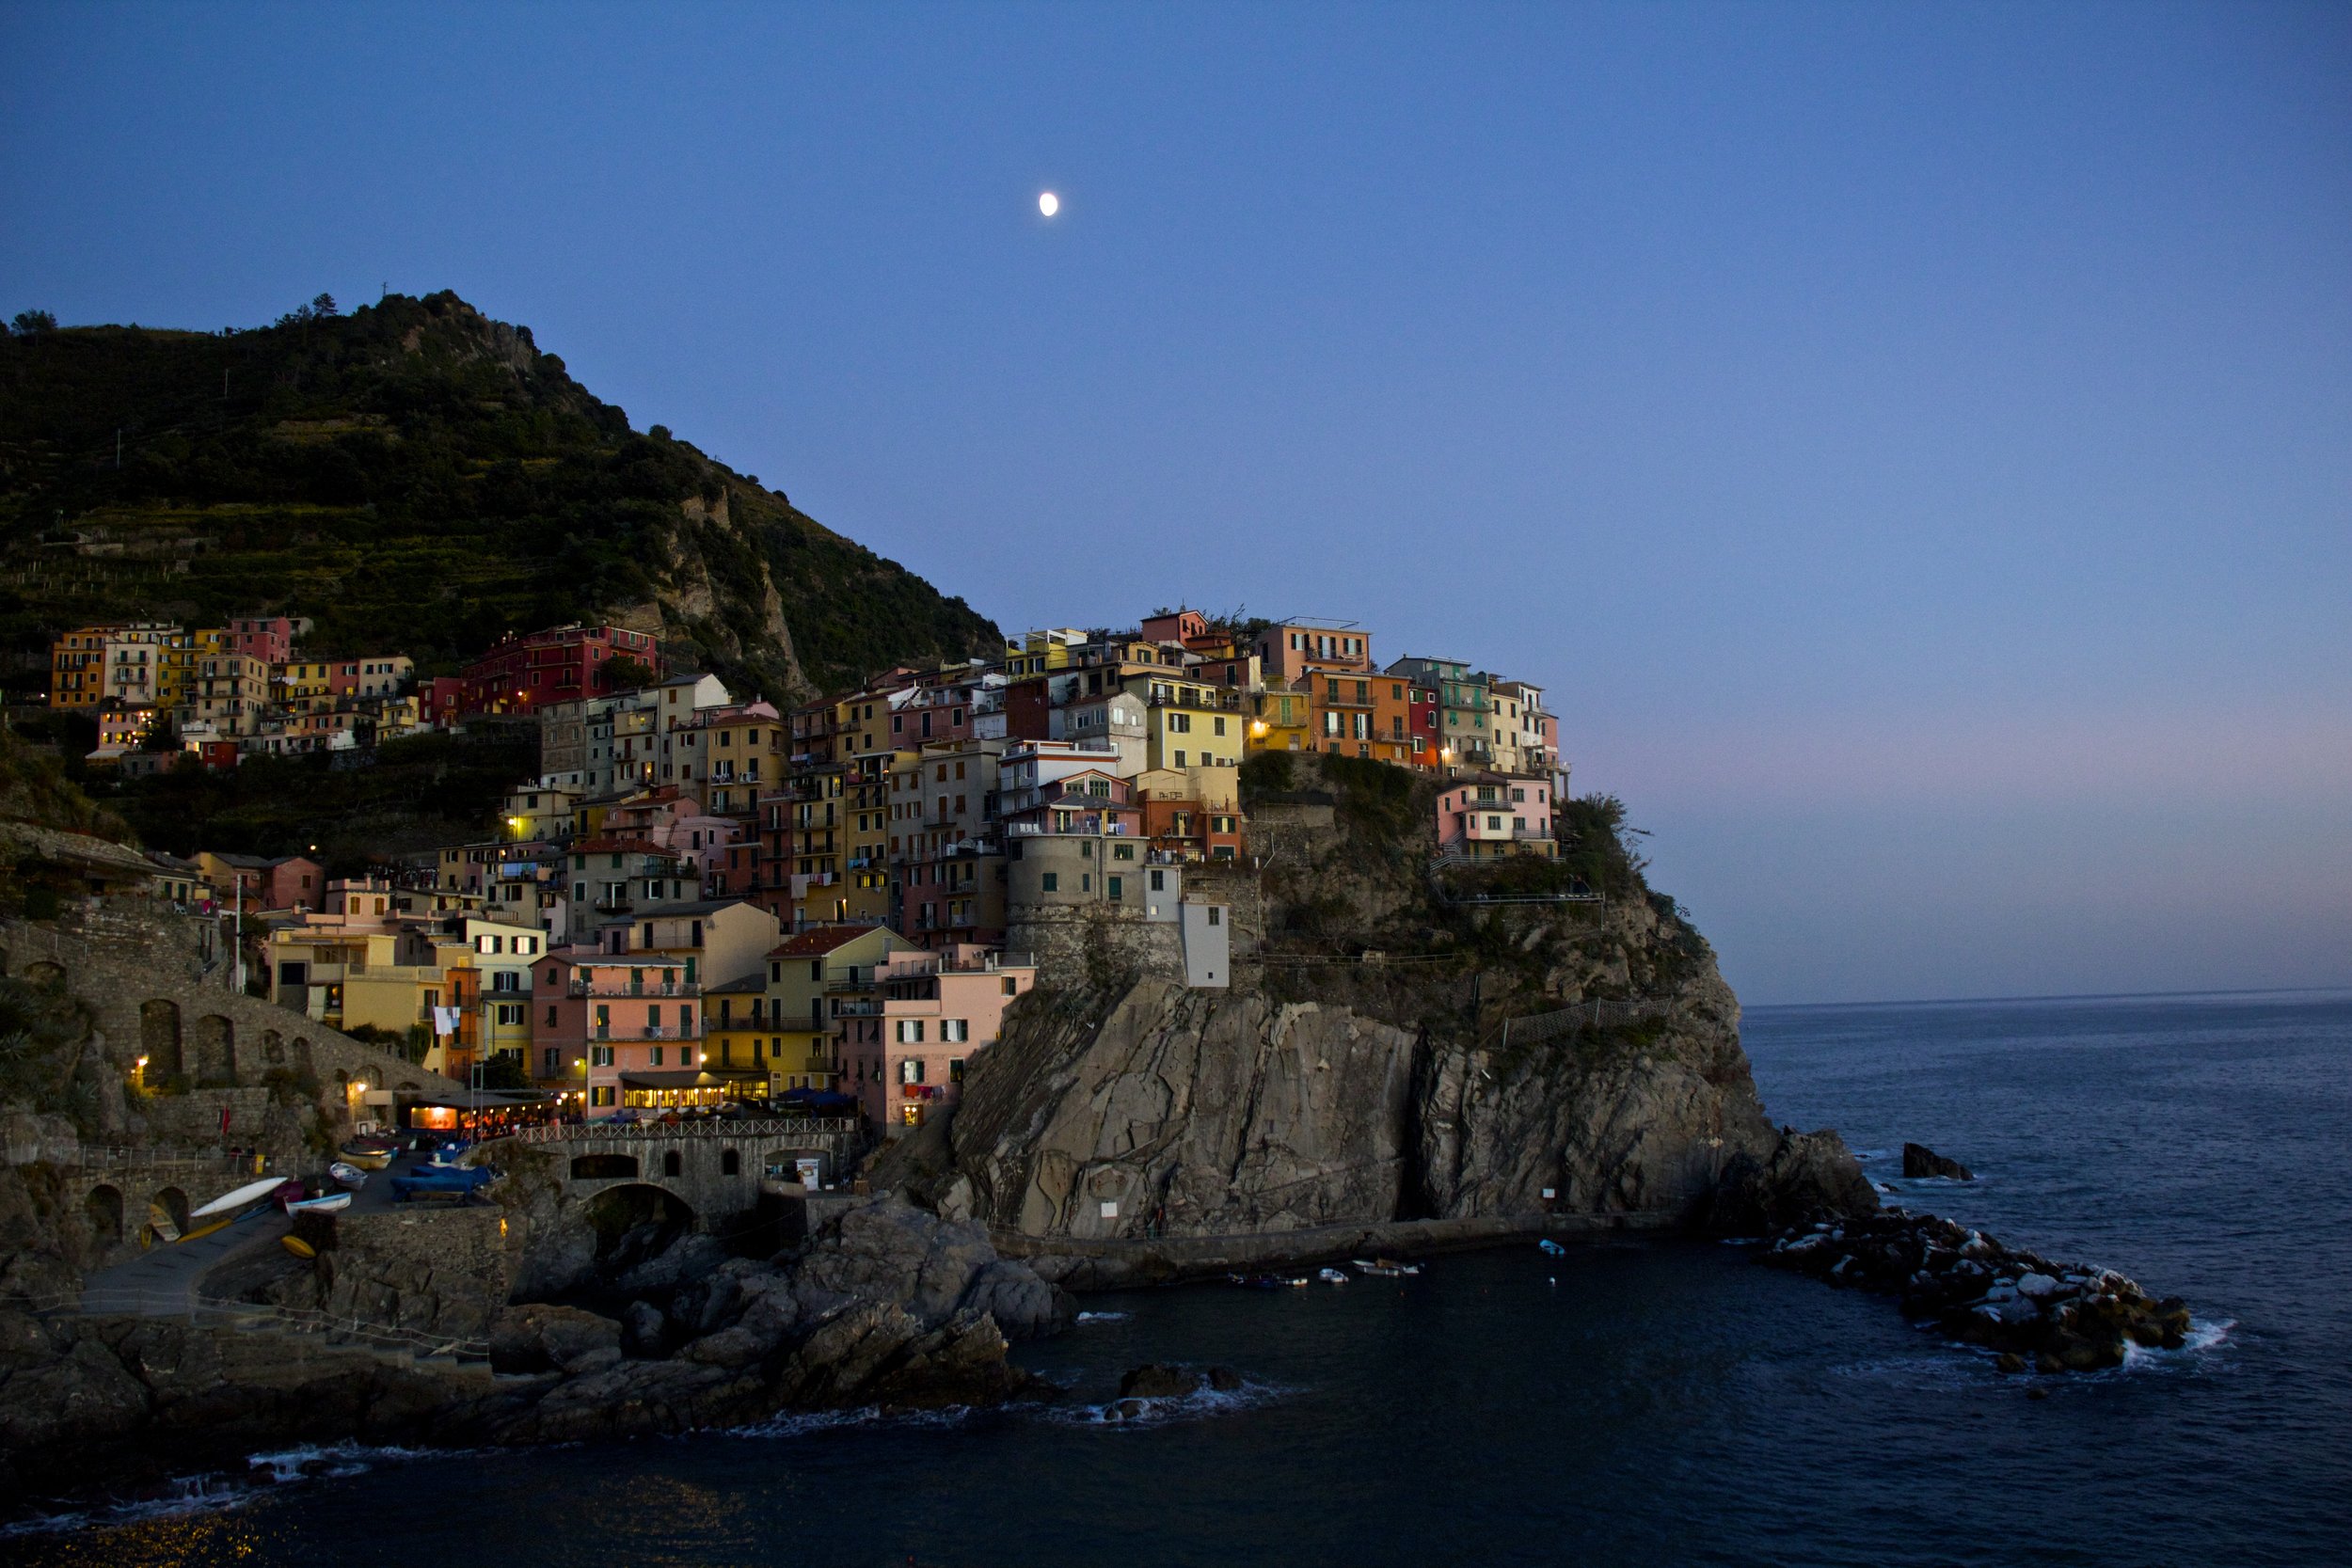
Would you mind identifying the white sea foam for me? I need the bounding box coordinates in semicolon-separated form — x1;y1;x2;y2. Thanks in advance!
729;1403;977;1439
0;1440;459;1538
1033;1376;1292;1431
1073;1310;1132;1323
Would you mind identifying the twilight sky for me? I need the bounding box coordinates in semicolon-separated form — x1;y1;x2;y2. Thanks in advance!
5;2;2347;1005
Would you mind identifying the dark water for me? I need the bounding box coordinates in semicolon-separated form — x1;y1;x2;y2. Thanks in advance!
14;990;2352;1566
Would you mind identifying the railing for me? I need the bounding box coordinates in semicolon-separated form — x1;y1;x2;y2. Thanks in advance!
830;1000;882;1017
592;1024;691;1040
569;980;697;998
488;1117;865;1145
1491;997;1669;1051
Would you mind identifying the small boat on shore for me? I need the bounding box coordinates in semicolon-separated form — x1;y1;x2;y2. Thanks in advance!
338;1142;396;1171
327;1162;370;1189
283;1191;352;1215
192;1176;294;1221
1319;1267;1350;1284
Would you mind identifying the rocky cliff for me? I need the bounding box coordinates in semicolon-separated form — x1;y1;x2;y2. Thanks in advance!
898;756;1871;1266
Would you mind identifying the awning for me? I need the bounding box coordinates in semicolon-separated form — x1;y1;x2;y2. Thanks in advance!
618;1070;725;1090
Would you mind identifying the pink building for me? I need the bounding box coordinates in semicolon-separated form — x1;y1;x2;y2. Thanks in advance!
230;616;304;665
855;945;1037;1136
532;953;701;1110
1435;774;1557;860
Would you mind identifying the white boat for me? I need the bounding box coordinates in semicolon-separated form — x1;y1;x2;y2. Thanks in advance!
1319;1267;1350;1284
191;1176;291;1220
283;1191;352;1214
1350;1258;1423;1277
327;1162;370;1189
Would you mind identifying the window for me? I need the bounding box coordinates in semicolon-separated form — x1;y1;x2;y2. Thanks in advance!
1174;750;1187;768
1002;977;1018;995
1080;873;1092;892
1149;869;1166;891
1213;717;1226;736
1208;906;1222;926
897;1020;925;1043
496;1003;524;1025
944;1019;969;1042
592;1045;614;1067
546;1005;558;1026
1113;843;1135;861
900;1057;926;1084
1106;876;1122;899
592;1085;615;1106
650;1046;664;1066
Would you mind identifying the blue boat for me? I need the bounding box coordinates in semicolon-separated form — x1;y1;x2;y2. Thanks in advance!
390;1164;494;1201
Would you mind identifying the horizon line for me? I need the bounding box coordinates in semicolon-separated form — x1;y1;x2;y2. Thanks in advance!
1747;982;2352;1012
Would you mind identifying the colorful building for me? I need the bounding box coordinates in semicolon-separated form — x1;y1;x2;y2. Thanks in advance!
1435;774;1559;859
856;945;1037;1135
460;623;658;716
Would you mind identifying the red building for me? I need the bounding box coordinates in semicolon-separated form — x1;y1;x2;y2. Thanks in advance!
229;616;303;665
460;624;658;715
421;676;467;728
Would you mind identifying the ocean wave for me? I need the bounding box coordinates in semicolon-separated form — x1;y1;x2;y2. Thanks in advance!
728;1403;977;1439
0;1440;459;1539
1033;1376;1291;1431
1074;1310;1132;1323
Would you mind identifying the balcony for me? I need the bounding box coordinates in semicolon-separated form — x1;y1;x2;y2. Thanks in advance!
568;979;699;998
829;999;882;1017
590;1023;695;1041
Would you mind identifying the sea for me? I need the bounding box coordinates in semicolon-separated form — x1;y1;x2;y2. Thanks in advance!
11;990;2351;1567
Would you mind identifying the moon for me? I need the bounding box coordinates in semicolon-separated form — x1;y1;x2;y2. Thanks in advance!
1038;191;1059;217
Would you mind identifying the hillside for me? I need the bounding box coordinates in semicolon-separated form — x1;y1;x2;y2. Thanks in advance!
0;293;999;701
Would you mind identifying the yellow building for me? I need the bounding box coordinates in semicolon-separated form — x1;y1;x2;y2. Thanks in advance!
757;925;922;1094
1124;673;1247;772
1247;686;1311;753
1001;627;1088;678
50;625;123;709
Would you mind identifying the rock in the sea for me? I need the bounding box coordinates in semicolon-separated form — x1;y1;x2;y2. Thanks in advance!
1118;1363;1203;1400
1759;1205;2185;1375
1205;1365;1244;1392
1902;1143;1975;1181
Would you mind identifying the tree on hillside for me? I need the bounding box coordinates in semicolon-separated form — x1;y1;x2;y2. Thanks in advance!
605;654;656;691
8;309;56;336
311;293;339;318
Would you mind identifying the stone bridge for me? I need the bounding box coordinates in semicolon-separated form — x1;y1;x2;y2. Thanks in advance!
486;1118;867;1233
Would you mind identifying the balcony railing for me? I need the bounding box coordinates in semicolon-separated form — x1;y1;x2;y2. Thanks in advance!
569;979;699;998
590;1023;694;1041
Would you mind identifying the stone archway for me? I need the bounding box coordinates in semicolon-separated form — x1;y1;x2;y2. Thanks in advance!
262;1029;285;1066
570;1153;640;1180
140;1000;183;1079
721;1148;740;1176
86;1184;123;1246
580;1183;695;1269
195;1015;236;1087
25;960;65;988
661;1149;683;1178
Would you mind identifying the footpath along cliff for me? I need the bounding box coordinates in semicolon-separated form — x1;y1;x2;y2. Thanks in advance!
881;754;1875;1283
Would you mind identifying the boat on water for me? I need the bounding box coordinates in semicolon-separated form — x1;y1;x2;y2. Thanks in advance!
1227;1273;1310;1290
327;1162;370;1189
1538;1239;1567;1257
1318;1267;1350;1284
1350;1258;1423;1277
283;1191;352;1214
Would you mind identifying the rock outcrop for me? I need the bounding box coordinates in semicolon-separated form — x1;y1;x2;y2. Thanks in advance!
923;762;1878;1259
1902;1142;1975;1181
1759;1207;2191;1371
0;1197;1067;1515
